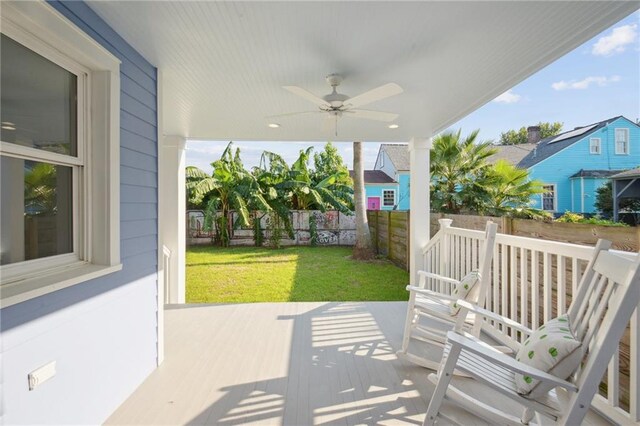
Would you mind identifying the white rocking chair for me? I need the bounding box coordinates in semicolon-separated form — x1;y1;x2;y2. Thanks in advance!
397;221;498;370
424;240;640;426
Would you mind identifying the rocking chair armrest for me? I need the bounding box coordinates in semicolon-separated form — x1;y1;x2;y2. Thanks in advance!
446;331;579;392
405;286;458;302
455;300;533;336
417;271;461;286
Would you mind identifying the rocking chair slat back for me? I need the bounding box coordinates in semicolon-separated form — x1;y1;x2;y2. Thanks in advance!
562;245;640;424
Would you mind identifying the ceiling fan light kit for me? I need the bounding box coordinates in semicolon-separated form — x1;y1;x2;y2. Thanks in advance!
270;73;403;136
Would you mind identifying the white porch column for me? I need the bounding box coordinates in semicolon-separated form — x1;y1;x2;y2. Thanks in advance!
160;135;187;304
408;137;432;285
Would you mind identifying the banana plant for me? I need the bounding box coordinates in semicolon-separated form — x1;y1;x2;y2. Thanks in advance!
186;142;271;246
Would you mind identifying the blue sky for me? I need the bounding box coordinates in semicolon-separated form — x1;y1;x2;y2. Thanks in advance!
186;12;639;172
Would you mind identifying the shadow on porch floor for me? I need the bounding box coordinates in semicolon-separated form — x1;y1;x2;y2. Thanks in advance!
105;302;609;425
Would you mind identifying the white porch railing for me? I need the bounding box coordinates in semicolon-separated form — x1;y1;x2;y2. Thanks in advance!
422;218;640;424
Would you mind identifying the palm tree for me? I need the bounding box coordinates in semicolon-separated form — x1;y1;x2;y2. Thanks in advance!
479;160;548;218
430;129;497;214
186;142;271;246
352;141;374;260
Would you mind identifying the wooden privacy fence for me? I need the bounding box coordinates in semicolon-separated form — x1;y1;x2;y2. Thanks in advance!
367;210;410;270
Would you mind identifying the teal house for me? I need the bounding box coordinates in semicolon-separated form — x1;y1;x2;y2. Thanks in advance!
352;144;410;211
517;116;640;214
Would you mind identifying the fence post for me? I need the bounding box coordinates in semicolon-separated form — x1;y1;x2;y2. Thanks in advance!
502;216;513;235
387;211;392;262
375;211;380;254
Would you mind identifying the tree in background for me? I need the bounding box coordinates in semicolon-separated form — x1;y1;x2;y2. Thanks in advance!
478;160;548;218
430;129;497;214
352;141;374;260
499;121;563;145
313;142;350;181
255;146;353;213
186;142;271;246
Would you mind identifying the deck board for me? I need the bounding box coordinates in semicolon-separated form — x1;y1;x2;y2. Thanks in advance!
105;302;610;425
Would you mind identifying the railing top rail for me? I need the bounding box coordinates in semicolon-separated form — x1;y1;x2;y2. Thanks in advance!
441;226;486;239
494;233;594;260
421;229;443;255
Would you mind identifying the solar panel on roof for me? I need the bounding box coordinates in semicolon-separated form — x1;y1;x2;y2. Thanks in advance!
548;124;598;144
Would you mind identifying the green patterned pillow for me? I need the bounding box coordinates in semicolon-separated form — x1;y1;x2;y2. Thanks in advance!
514;314;582;396
449;270;481;315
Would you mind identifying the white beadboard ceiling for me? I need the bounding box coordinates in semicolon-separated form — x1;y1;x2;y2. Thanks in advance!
88;1;638;142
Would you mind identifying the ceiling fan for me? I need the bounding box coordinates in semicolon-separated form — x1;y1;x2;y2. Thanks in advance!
268;74;403;136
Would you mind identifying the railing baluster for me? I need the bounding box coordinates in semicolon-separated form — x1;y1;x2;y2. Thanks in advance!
572;257;579;295
493;245;500;322
510;246;518;330
557;256;567;314
520;247;528;330
501;245;509;330
543;252;553;322
531;250;540;329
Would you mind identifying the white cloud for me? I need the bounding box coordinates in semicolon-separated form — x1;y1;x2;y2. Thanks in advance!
592;24;638;56
493;89;521;104
551;75;621;91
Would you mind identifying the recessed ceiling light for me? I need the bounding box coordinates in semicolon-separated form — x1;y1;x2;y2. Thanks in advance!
1;125;16;131
388;124;399;129
268;123;280;128
1;121;15;126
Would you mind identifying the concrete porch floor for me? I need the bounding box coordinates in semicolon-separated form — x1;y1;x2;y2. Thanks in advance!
105;302;610;425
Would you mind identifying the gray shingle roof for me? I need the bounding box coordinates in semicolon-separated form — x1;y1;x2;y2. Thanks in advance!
569;169;625;178
349;170;396;184
517;116;626;169
488;143;537;165
381;144;410;171
611;168;640;180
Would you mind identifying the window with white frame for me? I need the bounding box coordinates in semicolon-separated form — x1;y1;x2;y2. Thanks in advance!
589;138;601;154
615;128;629;154
0;2;121;307
542;185;556;211
382;189;395;207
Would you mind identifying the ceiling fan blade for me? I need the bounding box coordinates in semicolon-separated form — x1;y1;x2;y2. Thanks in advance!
265;111;322;119
343;83;403;109
283;86;331;108
346;109;398;122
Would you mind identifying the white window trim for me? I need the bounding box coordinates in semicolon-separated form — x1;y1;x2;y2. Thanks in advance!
589;137;601;155
541;184;557;212
1;1;122;308
382;189;396;207
614;128;630;155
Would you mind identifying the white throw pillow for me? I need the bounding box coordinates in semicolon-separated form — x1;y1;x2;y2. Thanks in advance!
514;314;582;396
450;270;481;315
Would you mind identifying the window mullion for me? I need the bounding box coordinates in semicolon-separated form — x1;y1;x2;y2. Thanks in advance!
0;142;83;166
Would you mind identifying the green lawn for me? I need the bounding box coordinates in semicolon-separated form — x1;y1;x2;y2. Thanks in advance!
186;246;410;303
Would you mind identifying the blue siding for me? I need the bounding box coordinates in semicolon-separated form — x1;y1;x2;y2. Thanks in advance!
528;117;640;213
397;173;411;210
1;2;159;424
364;184;399;210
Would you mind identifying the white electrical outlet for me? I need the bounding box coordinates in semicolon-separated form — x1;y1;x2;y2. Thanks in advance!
28;361;56;391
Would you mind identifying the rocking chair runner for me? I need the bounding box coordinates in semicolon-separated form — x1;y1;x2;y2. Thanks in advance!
424;240;640;426
397;221;498;370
